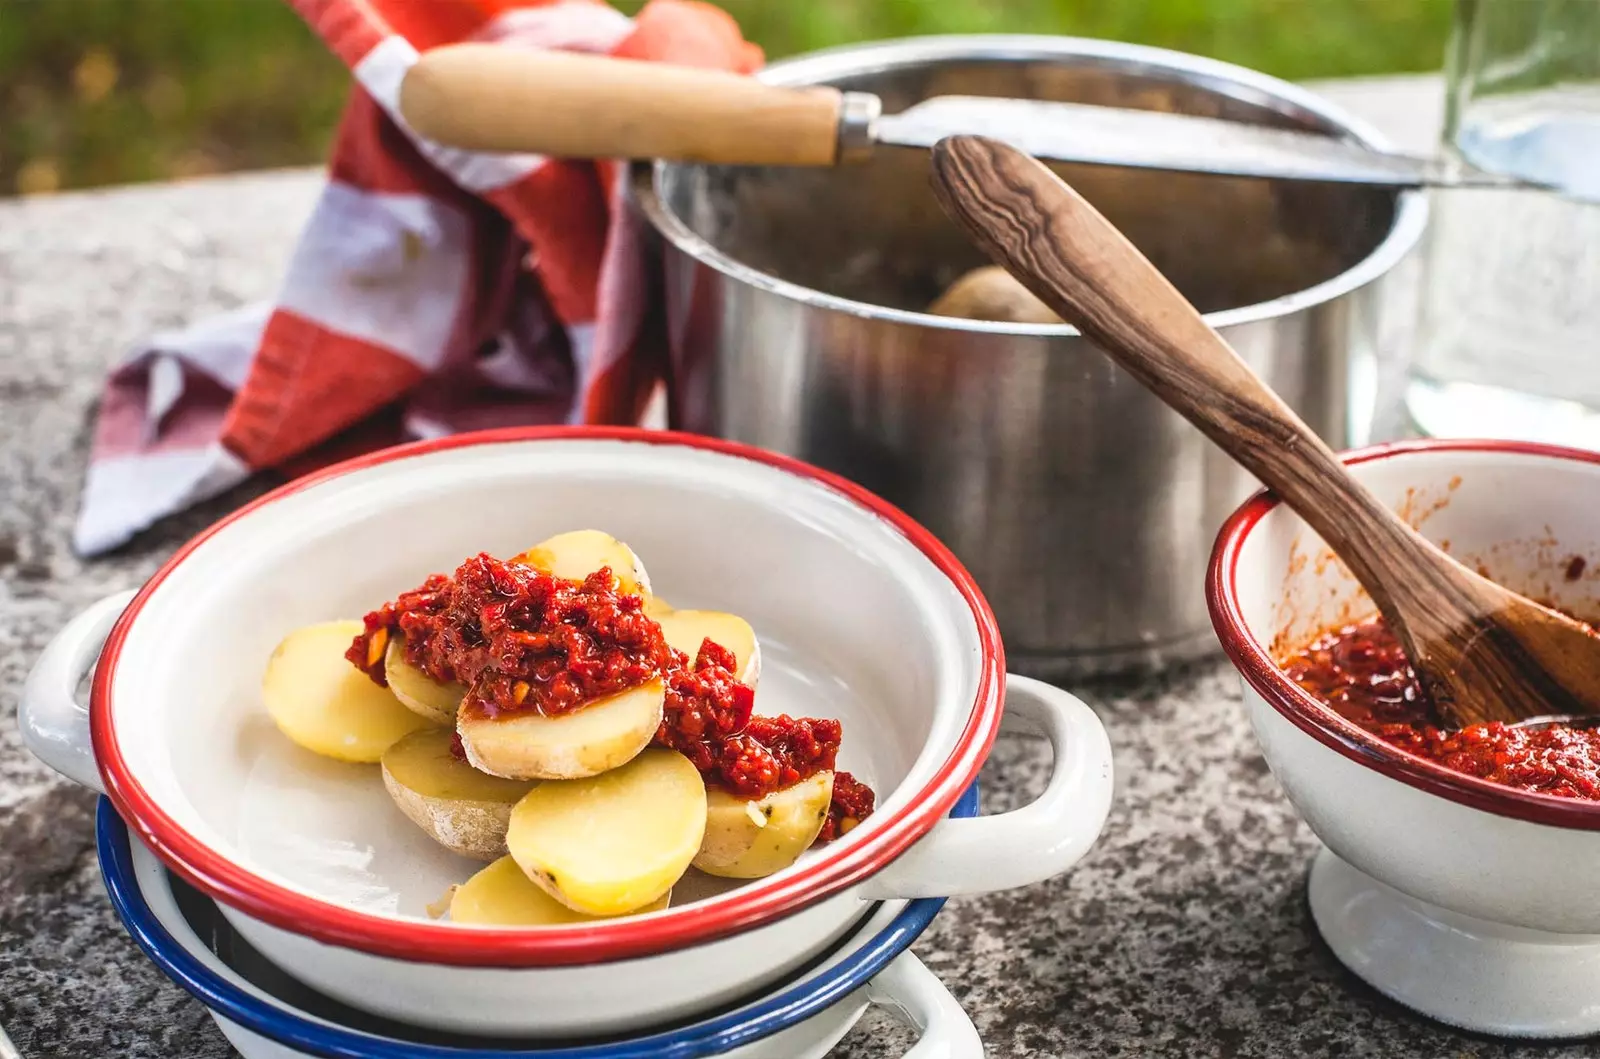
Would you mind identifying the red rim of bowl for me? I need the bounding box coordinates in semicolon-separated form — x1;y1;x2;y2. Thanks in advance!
1207;437;1600;832
90;426;1006;966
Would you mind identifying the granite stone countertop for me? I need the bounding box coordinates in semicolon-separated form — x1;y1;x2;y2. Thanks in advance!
1;77;1586;1058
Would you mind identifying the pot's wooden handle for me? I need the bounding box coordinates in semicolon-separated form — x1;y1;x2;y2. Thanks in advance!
399;43;847;165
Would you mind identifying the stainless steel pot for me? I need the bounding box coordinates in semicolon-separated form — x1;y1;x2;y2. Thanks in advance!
632;35;1425;679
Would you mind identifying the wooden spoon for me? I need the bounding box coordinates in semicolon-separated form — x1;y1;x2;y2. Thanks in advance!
927;134;1600;729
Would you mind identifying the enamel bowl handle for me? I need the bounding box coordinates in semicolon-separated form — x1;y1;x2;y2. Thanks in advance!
861;674;1114;899
18;590;134;794
868;951;984;1058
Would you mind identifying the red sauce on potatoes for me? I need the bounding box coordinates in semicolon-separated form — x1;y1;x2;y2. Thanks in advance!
658;638;874;838
657;639;756;772
818;772;875;843
718;715;842;799
349;554;671;718
1279;616;1600;799
350;554;875;841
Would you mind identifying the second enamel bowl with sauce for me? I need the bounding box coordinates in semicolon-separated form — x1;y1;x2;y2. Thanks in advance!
1209;440;1600;1037
22;427;1114;1036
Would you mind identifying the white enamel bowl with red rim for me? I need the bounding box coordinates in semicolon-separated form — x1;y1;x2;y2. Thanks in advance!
1208;439;1600;1039
21;426;1115;1037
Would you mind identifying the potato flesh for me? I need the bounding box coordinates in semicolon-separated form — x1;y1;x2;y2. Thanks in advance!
381;728;536;858
515;530;651;597
451;856;669;926
263;621;432;763
384;636;464;725
384;728;533;802
457;679;664;781
655;609;760;685
694;771;834;879
506;748;706;915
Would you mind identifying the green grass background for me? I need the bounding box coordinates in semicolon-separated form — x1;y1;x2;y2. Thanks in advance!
0;0;1454;196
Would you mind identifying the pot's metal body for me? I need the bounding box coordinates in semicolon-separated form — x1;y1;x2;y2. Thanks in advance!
634;36;1425;679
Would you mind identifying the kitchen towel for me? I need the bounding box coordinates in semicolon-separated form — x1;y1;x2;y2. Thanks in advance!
74;0;761;556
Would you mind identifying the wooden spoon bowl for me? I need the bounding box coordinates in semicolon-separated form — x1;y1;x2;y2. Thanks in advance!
926;134;1600;729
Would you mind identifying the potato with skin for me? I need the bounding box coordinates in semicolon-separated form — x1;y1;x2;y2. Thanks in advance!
263;621;433;763
656;609;761;685
381;728;534;860
516;530;651;597
927;265;1062;324
384;636;465;725
451;856;670;926
457;678;665;781
456;529;669;781
506;748;707;915
694;771;834;879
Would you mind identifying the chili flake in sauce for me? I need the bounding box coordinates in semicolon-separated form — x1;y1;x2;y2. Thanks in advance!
1279;616;1600;799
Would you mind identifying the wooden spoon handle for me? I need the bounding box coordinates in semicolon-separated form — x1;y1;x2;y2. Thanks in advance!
399;44;847;165
928;135;1417;595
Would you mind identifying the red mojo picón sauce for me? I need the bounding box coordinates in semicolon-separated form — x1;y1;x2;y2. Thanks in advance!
347;554;671;719
657;639;756;772
1278;616;1600;799
349;553;874;840
819;772;874;842
658;639;874;838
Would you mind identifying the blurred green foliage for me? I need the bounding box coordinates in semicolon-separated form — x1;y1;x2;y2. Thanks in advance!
0;0;1453;196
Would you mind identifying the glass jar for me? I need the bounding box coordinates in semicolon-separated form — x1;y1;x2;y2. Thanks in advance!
1405;0;1600;446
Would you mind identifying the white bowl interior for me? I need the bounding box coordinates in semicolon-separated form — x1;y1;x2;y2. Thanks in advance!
1235;448;1600;660
107;437;983;923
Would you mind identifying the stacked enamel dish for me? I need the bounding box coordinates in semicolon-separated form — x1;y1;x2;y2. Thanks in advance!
22;428;1116;1054
98;793;982;1058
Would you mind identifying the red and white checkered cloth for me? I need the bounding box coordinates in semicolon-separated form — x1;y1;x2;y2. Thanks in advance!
74;0;761;555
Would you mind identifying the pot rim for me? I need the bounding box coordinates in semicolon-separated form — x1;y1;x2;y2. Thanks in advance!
98;791;973;1058
1206;437;1600;832
91;426;1006;965
632;32;1427;338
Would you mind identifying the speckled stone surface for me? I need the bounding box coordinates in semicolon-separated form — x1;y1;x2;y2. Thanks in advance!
3;79;1589;1059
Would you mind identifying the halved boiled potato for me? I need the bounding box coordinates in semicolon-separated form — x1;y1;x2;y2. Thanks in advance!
693;771;833;879
381;728;534;860
384;636;465;725
262;621;432;763
656;609;760;685
450;855;670;926
516;530;651;597
506;748;706;915
457;678;665;781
